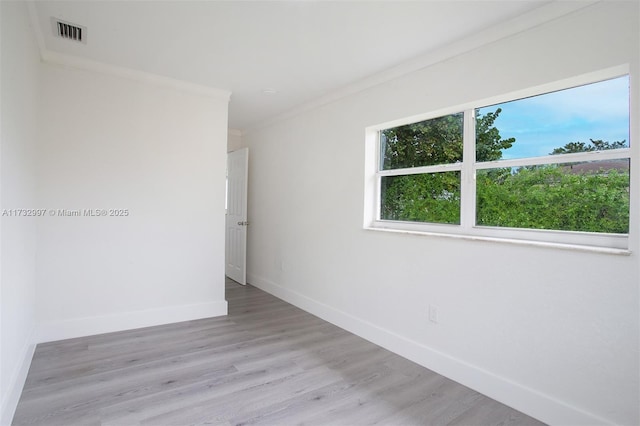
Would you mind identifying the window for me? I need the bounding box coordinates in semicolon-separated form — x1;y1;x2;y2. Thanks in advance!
367;70;631;250
380;113;463;224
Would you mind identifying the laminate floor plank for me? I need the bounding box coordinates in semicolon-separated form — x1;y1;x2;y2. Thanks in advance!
137;364;343;426
24;330;254;388
13;278;546;426
229;362;409;426
99;361;309;426
31;323;321;386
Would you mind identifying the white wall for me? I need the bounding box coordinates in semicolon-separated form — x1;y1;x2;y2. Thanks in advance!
0;3;230;419
227;129;244;152
35;63;229;341
0;1;40;424
242;3;639;425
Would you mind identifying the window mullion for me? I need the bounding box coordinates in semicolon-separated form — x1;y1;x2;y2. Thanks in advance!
475;147;632;170
375;175;381;221
375;132;382;221
378;163;462;177
460;109;476;231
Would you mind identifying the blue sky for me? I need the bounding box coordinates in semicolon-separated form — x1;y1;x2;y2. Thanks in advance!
477;75;630;159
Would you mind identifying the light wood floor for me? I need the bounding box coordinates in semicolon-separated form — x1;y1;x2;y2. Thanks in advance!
13;278;545;425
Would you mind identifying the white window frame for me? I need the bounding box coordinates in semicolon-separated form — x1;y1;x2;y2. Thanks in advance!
364;66;632;252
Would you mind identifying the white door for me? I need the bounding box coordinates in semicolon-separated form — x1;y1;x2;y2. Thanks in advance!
225;148;249;284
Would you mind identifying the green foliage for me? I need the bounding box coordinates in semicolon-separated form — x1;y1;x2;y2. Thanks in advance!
381;113;463;170
476;166;629;233
550;139;627;155
477;137;630;233
381;173;460;224
380;109;517;171
475;108;516;162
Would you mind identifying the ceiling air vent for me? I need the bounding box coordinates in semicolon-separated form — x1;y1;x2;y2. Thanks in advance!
52;18;86;44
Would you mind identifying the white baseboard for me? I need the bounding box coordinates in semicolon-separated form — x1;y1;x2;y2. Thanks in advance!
247;272;611;426
36;300;228;343
0;329;36;426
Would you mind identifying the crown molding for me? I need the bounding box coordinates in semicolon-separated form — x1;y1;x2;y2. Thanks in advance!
26;1;231;102
26;1;46;60
42;51;232;101
242;0;599;135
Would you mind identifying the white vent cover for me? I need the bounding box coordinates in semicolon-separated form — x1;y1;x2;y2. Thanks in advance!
51;18;86;44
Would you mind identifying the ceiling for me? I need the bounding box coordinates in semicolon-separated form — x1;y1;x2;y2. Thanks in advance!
31;1;553;131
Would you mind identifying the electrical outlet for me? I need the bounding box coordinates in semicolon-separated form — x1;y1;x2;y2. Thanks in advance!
428;304;438;324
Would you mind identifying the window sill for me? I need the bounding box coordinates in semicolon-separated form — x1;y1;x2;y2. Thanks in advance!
364;226;632;256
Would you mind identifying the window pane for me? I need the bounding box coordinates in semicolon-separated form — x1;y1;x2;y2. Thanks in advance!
476;76;629;161
380;172;460;224
380;113;463;170
476;160;630;233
